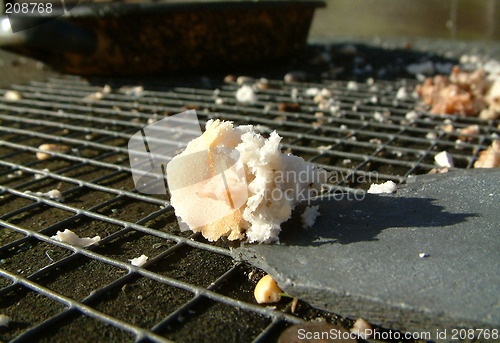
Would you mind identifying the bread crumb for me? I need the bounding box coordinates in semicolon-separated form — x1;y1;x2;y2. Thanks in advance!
254;275;282;304
347;81;358;91
367;180;397;194
4;90;21;101
236;76;255;85
284;71;307;83
434;151;454;168
129;254;148;267
396;87;409;100
235;85;257;105
51;229;100;247
301;205;320;229
458;125;480;141
28;189;64;202
305;88;320;97
45;189;64;202
405;110;419;122
474;140;500;168
36;144;70;160
350;318;373;339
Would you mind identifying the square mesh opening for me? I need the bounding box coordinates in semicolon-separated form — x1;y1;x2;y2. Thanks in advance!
30;312;136;343
157;297;272;343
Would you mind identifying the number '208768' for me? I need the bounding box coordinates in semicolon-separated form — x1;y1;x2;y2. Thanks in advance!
5;2;53;14
451;328;498;340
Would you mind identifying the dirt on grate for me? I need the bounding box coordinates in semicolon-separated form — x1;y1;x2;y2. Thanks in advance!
0;285;67;342
157;296;272;343
89;276;194;330
30;311;136;343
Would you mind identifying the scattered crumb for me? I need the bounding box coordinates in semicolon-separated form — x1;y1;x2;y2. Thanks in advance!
317;99;332;111
317;145;332;151
278;103;301;113
367;180;397;194
301;205;320;229
426;132;438;140
369;138;382;144
236;76;254;85
120;86;144;97
305;88;320;97
405;110;419;122
224;74;235;83
256;78;276;90
0;314;10;327
129;254;148;267
284;71;307;83
419;252;430;258
428;167;449;174
83;85;110;101
458;124;480;141
254;274;282;304
3;90;22;101
51;229;101;247
373;112;384;122
396;87;409;100
434;151;454;168
346;81;358;91
350;318;373;339
454;139;466;150
474;140;500;168
441;124;455;133
27;189;64;202
45;189;64;202
36;143;70;160
235;85;257;105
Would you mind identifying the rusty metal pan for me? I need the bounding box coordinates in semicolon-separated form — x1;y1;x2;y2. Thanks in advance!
0;1;325;75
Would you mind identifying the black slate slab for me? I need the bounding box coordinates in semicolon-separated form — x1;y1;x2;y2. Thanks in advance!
234;169;500;339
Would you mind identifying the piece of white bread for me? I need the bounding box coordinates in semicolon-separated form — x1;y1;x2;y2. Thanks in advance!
167;120;327;243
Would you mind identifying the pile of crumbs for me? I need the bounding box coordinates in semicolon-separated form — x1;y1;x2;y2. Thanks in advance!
416;65;500;119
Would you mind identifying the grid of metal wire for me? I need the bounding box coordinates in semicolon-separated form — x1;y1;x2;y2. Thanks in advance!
0;71;499;342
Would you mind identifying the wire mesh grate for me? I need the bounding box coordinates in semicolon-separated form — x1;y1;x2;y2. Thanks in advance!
0;66;499;342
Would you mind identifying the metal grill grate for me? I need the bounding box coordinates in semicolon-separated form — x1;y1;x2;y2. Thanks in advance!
0;69;499;342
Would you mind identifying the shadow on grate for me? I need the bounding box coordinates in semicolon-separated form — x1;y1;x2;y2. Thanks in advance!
30;311;136;343
0;285;67;342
